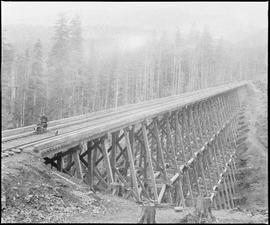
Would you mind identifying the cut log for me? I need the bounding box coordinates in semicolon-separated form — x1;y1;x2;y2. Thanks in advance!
138;203;156;224
174;206;184;212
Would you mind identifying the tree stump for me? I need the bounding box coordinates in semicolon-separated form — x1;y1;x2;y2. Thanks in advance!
1;183;6;211
195;195;214;222
138;203;156;223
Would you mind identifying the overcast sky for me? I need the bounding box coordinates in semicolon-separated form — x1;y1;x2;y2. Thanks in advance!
2;2;268;39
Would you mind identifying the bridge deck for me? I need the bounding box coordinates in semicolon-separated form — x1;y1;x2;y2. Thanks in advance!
2;82;246;157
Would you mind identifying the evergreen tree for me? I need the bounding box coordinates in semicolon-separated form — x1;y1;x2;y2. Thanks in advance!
48;13;70;119
19;49;32;126
29;39;46;122
2;17;267;130
49;13;70;67
199;26;214;88
68;15;85;115
1;31;14;129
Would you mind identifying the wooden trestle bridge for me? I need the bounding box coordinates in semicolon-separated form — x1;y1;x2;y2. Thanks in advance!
2;81;249;210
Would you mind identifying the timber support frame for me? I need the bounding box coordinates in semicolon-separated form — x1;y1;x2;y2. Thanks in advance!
40;83;248;209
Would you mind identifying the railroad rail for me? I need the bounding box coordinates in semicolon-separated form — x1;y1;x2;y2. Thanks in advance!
1;81;249;210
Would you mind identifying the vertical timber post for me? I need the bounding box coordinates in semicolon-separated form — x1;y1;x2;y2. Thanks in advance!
124;128;140;201
142;122;158;202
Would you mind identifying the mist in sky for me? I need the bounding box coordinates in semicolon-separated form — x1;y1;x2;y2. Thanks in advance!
2;2;268;40
2;1;267;131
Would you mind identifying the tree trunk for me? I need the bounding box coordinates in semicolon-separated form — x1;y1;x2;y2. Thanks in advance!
21;91;26;126
81;86;84;114
115;74;119;108
104;77;110;109
45;76;49;115
92;74;98;111
10;69;17;127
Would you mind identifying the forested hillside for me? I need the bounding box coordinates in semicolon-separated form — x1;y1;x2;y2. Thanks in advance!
2;14;267;130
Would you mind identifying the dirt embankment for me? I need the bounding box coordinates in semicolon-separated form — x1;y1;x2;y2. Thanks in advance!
235;80;268;214
1;154;108;223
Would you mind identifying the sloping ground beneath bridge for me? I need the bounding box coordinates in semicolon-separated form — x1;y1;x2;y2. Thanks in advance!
234;80;268;214
1;154;108;223
1;80;268;223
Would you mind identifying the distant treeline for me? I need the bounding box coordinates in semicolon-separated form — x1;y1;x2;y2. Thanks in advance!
2;14;267;130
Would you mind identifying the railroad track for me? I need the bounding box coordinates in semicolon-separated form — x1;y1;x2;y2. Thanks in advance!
1;82;246;159
3;82;239;140
1;90;210;155
3;85;221;140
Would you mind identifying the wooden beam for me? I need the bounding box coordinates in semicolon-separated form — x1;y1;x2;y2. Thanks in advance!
100;137;114;183
65;160;74;172
135;134;162;172
91;146;97;187
136;174;151;199
44;145;78;168
44;157;58;169
56;152;63;172
95;133;124;166
113;167;129;187
153;119;169;182
112;163;141;202
80;140;98;158
175;115;186;161
116;146;127;162
170;173;180;184
165;116;178;169
158;184;167;204
124;128;140;201
129;125;135;157
153;118;172;204
198;155;208;195
72;147;83;180
87;143;93;187
185;169;195;206
94;168;109;188
165;114;186;207
177;114;195;207
142;122;158;201
182;108;193;158
111;131;119;180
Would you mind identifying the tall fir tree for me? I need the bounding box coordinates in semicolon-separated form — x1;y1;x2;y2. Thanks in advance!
1;31;14;129
30;39;45;122
68;15;85;115
48;13;70;119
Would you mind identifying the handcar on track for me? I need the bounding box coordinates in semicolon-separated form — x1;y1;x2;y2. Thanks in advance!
34;115;48;134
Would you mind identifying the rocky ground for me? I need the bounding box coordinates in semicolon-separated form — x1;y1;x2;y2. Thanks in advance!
1;79;268;223
1;154;108;223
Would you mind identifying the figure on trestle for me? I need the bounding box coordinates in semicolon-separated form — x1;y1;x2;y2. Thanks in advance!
34;114;48;134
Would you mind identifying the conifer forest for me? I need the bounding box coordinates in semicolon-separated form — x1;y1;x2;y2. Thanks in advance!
2;7;267;130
